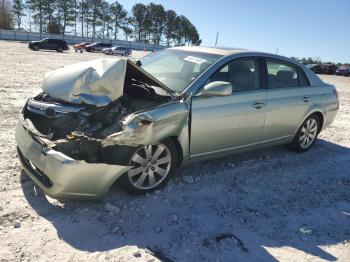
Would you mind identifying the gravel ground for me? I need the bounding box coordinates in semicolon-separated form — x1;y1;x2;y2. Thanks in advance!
0;41;349;262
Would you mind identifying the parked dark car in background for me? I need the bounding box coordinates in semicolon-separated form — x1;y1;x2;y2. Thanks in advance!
336;66;350;76
28;38;69;52
73;42;90;53
323;64;338;75
85;42;112;52
307;64;337;75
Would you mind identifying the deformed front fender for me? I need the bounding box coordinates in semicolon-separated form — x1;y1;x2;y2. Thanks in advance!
101;101;190;147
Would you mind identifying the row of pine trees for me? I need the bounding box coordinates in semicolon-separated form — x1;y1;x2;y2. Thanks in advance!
8;0;201;46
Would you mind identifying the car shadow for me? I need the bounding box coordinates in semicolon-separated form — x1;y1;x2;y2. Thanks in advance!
20;139;350;261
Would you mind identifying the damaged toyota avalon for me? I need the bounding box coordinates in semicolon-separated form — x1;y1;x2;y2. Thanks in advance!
16;46;339;200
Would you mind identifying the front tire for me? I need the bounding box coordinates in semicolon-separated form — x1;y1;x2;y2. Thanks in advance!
57;46;63;52
290;114;320;152
119;139;178;195
33;45;39;51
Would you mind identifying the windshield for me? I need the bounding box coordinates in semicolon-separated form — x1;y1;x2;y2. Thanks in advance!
140;49;223;92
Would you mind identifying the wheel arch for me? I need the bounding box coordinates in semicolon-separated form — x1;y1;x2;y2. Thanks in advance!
295;110;324;136
104;136;184;196
166;136;184;168
311;111;324;132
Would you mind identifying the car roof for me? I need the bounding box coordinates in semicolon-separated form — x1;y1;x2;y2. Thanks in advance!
171;46;250;56
170;46;309;66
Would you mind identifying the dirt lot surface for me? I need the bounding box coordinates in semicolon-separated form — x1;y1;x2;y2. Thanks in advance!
0;41;349;262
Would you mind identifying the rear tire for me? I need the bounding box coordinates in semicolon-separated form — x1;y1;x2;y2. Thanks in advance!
290;114;321;152
57;46;63;52
119;139;179;195
125;52;129;57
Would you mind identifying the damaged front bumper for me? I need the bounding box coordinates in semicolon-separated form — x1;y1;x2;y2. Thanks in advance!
16;119;131;200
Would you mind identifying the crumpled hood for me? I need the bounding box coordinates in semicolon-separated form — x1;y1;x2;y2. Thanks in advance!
42;58;172;107
42;59;127;107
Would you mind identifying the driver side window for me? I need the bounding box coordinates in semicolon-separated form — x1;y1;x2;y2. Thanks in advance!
210;58;260;92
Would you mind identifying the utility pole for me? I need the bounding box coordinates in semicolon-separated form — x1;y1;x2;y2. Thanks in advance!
275;48;279;54
215;32;219;47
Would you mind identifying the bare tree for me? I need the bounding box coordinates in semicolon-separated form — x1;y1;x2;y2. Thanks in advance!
26;0;44;33
131;3;147;42
110;1;127;40
57;0;75;34
165;10;177;46
147;3;166;45
87;0;103;39
12;0;26;29
0;0;14;29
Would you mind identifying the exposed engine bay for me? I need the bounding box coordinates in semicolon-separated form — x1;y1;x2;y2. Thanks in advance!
22;59;177;164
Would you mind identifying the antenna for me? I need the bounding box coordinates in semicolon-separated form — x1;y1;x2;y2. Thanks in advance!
215;32;219;47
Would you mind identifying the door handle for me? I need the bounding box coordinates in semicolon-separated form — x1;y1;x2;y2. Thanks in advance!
252;101;265;109
303;96;310;103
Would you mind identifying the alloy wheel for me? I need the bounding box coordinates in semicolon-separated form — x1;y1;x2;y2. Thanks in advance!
299;118;318;149
128;144;171;190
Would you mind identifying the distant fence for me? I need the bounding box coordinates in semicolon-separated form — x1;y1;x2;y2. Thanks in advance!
0;29;166;51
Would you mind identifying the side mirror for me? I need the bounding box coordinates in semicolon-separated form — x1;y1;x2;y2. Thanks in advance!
197;81;232;97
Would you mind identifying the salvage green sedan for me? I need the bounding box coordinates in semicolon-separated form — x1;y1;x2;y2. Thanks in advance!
16;46;339;199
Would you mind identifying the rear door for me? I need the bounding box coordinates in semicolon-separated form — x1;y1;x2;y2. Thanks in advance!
190;57;267;157
262;58;319;141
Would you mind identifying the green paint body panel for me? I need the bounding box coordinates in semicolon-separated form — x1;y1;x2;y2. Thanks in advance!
15;47;339;199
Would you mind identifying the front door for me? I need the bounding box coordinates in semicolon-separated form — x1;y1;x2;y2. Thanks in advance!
190;58;267;158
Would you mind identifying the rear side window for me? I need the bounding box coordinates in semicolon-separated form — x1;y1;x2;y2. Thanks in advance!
266;59;310;88
298;68;310;86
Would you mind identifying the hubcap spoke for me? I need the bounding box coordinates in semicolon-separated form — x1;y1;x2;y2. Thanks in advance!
132;153;146;164
145;145;153;160
154;166;167;177
135;172;148;187
306;120;311;129
310;126;317;133
152;145;165;160
128;166;143;177
310;119;316;128
306;136;310;146
148;171;156;185
157;155;171;165
302;138;307;147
